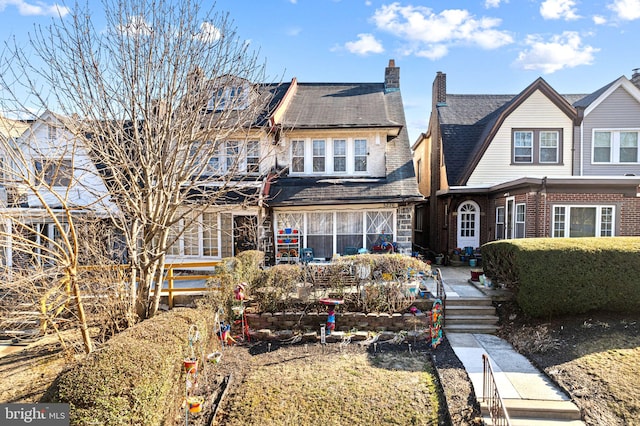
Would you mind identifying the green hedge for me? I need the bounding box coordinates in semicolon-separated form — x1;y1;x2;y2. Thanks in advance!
482;237;640;317
54;307;215;425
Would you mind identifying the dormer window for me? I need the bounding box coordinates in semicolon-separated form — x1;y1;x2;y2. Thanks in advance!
207;85;249;111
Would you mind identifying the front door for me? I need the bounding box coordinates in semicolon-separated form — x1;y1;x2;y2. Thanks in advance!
457;201;480;249
233;215;257;256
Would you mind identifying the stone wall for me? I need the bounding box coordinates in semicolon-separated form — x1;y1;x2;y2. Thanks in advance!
246;311;429;333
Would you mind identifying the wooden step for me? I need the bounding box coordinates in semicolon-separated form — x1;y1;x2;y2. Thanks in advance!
483;415;585;426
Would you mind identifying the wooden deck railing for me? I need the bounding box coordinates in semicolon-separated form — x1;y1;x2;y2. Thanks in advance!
482;353;512;426
79;261;224;309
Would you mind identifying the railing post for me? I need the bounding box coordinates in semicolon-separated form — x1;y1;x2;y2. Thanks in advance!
167;266;174;309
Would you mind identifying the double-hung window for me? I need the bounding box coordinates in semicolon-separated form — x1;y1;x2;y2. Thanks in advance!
593;130;639;163
495;206;505;240
291;140;305;173
515;203;526;238
552;205;614;237
354;139;367;172
246;141;260;174
513;129;561;164
333;139;346;172
312;140;325;172
513;131;533;163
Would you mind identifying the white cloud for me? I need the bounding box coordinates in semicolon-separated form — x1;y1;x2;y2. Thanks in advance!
540;0;580;20
0;0;69;17
484;0;505;8
592;15;607;24
608;0;640;20
117;15;152;37
343;33;384;55
370;3;513;60
514;31;599;73
196;22;221;43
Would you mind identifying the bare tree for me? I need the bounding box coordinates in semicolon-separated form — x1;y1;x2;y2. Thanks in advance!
1;0;275;320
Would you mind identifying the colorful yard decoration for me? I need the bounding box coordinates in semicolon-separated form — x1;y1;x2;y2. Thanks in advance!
430;298;444;349
319;298;344;335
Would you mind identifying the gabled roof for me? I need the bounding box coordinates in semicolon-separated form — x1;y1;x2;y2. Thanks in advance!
439;78;578;185
572;76;640;115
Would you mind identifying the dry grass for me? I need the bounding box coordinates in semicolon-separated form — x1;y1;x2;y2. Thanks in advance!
221;345;440;426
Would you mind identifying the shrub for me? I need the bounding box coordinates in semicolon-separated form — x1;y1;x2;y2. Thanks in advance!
54;307;215;425
482;237;640;317
252;264;304;312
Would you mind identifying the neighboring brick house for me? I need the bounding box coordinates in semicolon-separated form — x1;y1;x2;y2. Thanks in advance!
262;60;422;263
413;71;640;255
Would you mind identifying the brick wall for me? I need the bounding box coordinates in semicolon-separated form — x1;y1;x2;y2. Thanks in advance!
396;205;414;254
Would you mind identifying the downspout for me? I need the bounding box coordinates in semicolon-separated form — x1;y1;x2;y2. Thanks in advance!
580;121;584;176
542;176;548;236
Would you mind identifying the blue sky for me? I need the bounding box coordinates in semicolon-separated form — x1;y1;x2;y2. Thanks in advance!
1;0;640;143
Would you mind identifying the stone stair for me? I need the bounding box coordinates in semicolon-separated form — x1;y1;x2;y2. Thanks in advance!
444;297;499;334
481;398;584;425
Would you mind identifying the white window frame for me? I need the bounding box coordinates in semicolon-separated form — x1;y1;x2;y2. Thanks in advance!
552;205;615;238
275;209;396;258
205;140;257;175
592;129;640;164
290;137;369;175
515;203;526;238
539;131;559;163
167;212;221;258
207;85;249;111
513;131;533;163
354;139;368;172
495;206;505;240
312;139;326;172
333;139;346;173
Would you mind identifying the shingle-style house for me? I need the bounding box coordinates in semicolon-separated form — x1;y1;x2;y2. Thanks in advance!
413;71;640;255
261;60;422;263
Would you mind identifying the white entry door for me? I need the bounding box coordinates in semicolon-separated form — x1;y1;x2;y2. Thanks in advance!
457;201;480;249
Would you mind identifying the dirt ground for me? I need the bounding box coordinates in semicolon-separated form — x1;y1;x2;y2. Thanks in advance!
498;303;640;426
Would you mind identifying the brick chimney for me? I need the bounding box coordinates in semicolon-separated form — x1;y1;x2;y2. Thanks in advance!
384;59;400;93
632;68;640;89
433;71;446;106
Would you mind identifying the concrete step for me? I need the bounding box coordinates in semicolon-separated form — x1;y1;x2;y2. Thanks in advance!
443;297;493;306
483;414;585;426
445;305;496;316
444;323;499;334
481;399;582;420
445;314;499;325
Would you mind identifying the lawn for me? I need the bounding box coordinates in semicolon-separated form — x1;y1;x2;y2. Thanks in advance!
216;343;442;426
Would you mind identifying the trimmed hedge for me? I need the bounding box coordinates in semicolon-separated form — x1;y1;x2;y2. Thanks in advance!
54;307;216;425
482;237;640;317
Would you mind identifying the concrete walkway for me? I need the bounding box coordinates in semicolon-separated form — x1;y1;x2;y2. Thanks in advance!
436;266;585;425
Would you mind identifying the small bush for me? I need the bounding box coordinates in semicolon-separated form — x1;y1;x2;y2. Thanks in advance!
252;264;304;312
54;307;215;425
482;237;640;317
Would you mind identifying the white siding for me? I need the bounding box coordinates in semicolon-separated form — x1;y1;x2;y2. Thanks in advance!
467;90;574;186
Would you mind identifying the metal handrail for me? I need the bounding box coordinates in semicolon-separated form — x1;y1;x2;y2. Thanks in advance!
482;353;512;426
434;268;446;327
